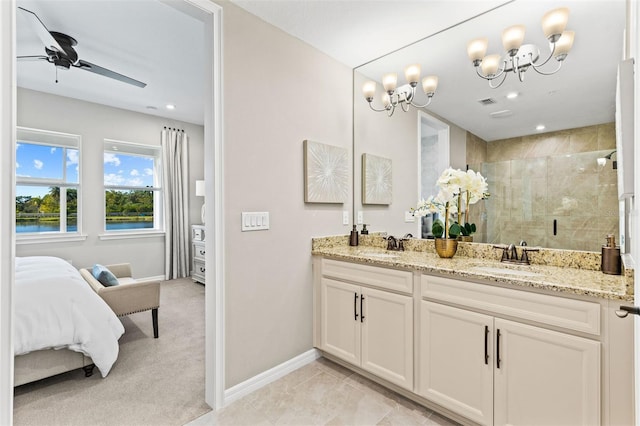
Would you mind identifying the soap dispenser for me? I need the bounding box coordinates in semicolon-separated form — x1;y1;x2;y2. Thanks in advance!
601;234;621;275
361;224;369;235
349;225;359;246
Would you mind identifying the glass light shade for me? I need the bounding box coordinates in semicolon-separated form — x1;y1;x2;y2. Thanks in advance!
362;81;376;100
467;38;488;63
404;64;421;85
382;73;398;93
542;7;569;42
553;30;575;58
502;25;525;54
422;75;438;95
382;93;391;108
480;54;502;77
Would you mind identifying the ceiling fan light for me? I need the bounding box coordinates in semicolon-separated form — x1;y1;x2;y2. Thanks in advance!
382;73;398;93
553;30;575;60
542;7;569;43
467;38;488;65
502;25;525;56
421;75;438;96
404;64;421;86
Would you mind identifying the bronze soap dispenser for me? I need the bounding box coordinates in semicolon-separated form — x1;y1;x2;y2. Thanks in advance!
601;234;621;275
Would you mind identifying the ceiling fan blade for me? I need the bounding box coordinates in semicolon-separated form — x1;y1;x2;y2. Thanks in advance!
75;60;146;88
17;7;65;54
17;55;49;62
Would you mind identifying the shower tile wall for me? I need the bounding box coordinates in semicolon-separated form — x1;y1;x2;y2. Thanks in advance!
480;123;618;252
466;132;488;243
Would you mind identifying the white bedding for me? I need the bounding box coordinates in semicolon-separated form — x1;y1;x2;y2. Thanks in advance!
14;256;125;377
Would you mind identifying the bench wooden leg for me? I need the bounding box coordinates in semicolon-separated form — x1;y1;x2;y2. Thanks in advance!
152;308;159;338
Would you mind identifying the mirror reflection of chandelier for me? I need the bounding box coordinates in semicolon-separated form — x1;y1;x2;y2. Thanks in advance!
467;7;575;89
362;64;438;116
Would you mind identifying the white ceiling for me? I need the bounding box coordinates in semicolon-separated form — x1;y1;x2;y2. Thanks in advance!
15;0;626;141
16;0;207;125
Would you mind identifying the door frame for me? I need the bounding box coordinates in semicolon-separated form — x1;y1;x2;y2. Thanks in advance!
0;0;225;421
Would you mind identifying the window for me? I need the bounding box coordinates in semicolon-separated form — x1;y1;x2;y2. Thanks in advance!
16;127;81;235
103;140;163;232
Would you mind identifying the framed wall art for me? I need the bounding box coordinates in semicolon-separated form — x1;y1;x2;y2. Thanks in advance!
303;140;349;203
362;153;392;205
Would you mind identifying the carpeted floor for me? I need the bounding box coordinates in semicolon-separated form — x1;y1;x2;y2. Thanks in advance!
13;278;211;426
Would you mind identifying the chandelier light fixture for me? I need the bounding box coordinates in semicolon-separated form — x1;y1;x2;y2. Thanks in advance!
467;7;575;89
362;64;438;116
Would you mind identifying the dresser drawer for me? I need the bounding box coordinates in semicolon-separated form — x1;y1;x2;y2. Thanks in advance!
322;258;413;294
193;242;206;261
421;274;600;335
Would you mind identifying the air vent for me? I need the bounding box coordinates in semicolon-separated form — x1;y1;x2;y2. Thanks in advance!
490;110;513;118
478;98;497;106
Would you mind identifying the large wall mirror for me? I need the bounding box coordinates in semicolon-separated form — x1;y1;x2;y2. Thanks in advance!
353;0;627;252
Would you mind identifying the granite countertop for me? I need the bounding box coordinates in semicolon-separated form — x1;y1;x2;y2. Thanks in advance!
312;241;633;302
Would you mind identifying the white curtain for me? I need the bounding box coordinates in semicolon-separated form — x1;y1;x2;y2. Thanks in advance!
162;128;190;280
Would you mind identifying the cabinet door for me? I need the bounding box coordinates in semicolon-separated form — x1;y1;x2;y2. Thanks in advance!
494;318;600;426
361;287;413;390
419;301;494;425
320;278;360;365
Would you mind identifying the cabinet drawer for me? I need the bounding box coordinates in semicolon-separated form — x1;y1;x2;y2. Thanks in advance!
193;242;206;261
192;226;205;242
422;275;600;335
322;259;413;294
193;259;206;278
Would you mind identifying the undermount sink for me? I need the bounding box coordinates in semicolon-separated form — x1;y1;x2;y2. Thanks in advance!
469;265;541;278
361;252;400;259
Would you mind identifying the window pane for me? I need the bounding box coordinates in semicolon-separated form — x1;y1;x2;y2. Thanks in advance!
66;148;79;184
67;188;78;232
105;189;155;231
104;152;155;188
16;185;61;233
16;143;65;180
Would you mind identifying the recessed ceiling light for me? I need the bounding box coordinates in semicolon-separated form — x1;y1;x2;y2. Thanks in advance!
165;104;176;110
506;92;519;99
536;124;546;131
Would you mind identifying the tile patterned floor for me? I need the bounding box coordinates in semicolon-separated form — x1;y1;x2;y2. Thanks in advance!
188;357;460;426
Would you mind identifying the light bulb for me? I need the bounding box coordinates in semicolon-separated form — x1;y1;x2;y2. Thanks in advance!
467;38;488;64
542;7;569;43
382;73;397;93
502;25;525;56
404;64;421;86
480;54;502;77
422;75;438;95
362;81;376;101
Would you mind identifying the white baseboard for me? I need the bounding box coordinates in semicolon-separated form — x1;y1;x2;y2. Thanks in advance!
223;348;321;406
140;275;167;282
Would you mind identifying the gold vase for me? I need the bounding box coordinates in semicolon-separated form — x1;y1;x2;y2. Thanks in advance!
435;238;458;258
458;235;473;242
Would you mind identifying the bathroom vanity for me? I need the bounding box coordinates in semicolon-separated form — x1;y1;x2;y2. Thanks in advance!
311;236;634;426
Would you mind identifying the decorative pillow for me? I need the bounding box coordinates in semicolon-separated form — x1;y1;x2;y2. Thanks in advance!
92;264;119;287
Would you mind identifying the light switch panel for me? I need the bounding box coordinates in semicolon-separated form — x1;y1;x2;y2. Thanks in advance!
241;212;270;231
404;211;416;223
342;210;349;225
357;211;363;225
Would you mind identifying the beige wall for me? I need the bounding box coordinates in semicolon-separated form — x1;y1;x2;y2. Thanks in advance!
16;88;205;278
221;1;353;387
483;123;618;251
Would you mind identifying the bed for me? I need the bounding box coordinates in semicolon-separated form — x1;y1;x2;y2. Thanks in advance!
14;256;125;386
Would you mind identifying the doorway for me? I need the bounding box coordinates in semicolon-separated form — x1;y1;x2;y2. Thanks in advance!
0;0;224;422
416;111;449;238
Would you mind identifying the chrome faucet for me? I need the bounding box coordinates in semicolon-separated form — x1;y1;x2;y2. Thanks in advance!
508;244;518;261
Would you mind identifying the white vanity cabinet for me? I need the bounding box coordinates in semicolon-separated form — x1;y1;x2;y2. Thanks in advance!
420;301;600;426
313;256;634;426
318;259;414;390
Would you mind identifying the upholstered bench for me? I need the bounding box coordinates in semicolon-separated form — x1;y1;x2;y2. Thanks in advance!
79;263;160;338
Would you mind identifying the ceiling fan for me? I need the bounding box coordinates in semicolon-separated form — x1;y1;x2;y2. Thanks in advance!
17;6;146;88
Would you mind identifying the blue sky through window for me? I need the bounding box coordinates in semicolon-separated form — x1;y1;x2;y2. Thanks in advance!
104;152;155;188
16;142;79;197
